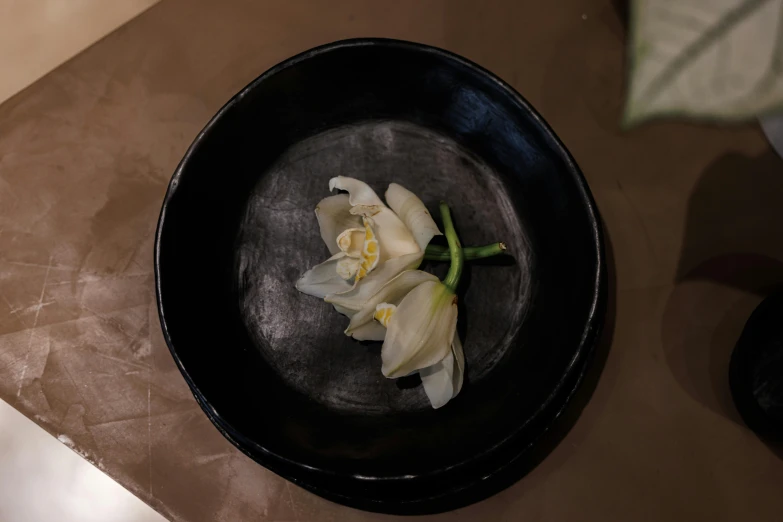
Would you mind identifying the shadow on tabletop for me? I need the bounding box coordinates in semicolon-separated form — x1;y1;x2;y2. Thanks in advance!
662;147;783;460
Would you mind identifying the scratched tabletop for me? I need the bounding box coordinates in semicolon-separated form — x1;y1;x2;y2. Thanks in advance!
1;0;783;520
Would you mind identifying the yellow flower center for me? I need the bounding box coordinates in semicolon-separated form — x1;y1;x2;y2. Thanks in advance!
355;217;380;282
374;302;396;327
334;220;381;282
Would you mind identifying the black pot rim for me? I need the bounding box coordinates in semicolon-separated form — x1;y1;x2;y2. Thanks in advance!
154;37;607;513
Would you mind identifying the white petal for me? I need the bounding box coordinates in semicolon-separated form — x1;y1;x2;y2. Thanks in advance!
381;281;458;378
385;183;442;251
344;269;438;339
335;256;360;280
329;176;384;207
329;177;419;259
316;194;362;255
349;321;388;342
349;205;418;260
367;208;419;260
336;228;365;257
295;253;353;298
417;332;464;409
325;252;423;314
332;303;357;318
349;204;384;217
420;353;454;409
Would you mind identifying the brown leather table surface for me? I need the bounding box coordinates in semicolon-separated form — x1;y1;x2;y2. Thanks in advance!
1;0;782;520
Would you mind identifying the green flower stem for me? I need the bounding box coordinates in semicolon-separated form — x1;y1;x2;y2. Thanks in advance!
424;242;506;262
439;202;463;293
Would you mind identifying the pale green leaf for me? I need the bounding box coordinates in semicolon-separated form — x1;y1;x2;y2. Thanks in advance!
626;0;783;125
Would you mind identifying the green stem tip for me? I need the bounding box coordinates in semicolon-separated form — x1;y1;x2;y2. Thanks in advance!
439;202;464;293
424;242;506;262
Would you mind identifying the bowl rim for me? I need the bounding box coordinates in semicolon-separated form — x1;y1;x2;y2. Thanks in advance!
154;37;606;510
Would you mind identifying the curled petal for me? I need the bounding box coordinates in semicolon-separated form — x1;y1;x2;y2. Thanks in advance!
330;177;419;259
368;208;419;259
336;228;365;257
329;176;384;207
344;269;438;339
381;281;458;378
325;252;423;314
295;253;354;298
419;332;464;409
316;194;363;255
386;183;442;251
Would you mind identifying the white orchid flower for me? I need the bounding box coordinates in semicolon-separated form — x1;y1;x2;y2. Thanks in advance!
296;177;441;315
374;278;465;409
355;202;465;409
380;280;458;377
340;269;464;408
296;178;475;409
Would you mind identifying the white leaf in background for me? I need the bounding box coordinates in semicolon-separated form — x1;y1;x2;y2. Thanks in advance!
625;0;783;124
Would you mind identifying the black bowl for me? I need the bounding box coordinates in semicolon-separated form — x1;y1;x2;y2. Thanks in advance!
155;39;605;514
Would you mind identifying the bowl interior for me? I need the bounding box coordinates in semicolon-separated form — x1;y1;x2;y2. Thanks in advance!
156;41;600;489
238;120;532;415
